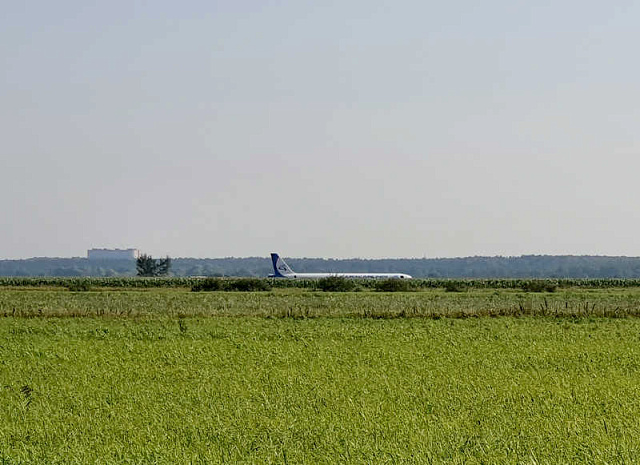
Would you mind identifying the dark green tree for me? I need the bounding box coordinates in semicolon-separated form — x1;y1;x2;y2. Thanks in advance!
136;254;156;277
136;254;171;277
156;256;172;276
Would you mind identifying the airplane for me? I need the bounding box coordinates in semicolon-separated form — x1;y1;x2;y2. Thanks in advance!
269;253;412;279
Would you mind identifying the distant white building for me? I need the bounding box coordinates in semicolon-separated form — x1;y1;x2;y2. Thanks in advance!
87;248;140;260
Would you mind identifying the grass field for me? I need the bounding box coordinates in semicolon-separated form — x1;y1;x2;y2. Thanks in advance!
3;286;640;319
2;286;640;463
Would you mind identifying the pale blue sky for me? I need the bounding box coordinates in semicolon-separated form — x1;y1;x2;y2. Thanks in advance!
2;1;639;259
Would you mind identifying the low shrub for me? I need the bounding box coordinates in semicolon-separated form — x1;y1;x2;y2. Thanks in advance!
374;279;412;292
66;281;92;292
191;278;271;292
444;281;468;293
316;276;358;292
191;278;226;292
226;278;272;292
521;281;558;293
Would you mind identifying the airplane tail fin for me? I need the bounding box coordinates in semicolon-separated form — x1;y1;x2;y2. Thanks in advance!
270;253;294;277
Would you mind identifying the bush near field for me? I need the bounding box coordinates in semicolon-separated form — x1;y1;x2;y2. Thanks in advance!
191;278;271;292
315;276;359;292
444;281;468;292
521;280;558;292
374;279;413;292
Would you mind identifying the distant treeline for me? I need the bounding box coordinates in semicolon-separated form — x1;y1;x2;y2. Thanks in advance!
3;255;640;278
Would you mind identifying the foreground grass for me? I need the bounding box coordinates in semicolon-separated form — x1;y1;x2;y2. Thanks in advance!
2;316;640;463
3;287;640;318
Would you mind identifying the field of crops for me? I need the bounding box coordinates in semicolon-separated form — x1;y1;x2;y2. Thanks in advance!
3;286;640;319
2;284;640;463
5;276;640;290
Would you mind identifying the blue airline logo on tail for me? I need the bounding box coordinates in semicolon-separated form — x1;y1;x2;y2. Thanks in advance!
271;253;291;277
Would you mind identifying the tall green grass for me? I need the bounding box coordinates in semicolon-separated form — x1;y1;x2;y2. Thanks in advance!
2;287;640;319
1;317;640;463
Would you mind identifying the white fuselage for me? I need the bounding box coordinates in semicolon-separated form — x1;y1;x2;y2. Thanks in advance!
269;253;412;279
278;272;412;279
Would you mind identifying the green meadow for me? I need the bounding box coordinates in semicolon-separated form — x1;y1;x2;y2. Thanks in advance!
1;286;640;463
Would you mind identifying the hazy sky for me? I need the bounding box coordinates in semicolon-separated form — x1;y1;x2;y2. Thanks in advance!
2;1;639;259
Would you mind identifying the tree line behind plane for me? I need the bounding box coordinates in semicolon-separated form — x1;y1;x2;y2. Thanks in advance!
269;253;412;279
4;255;640;278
